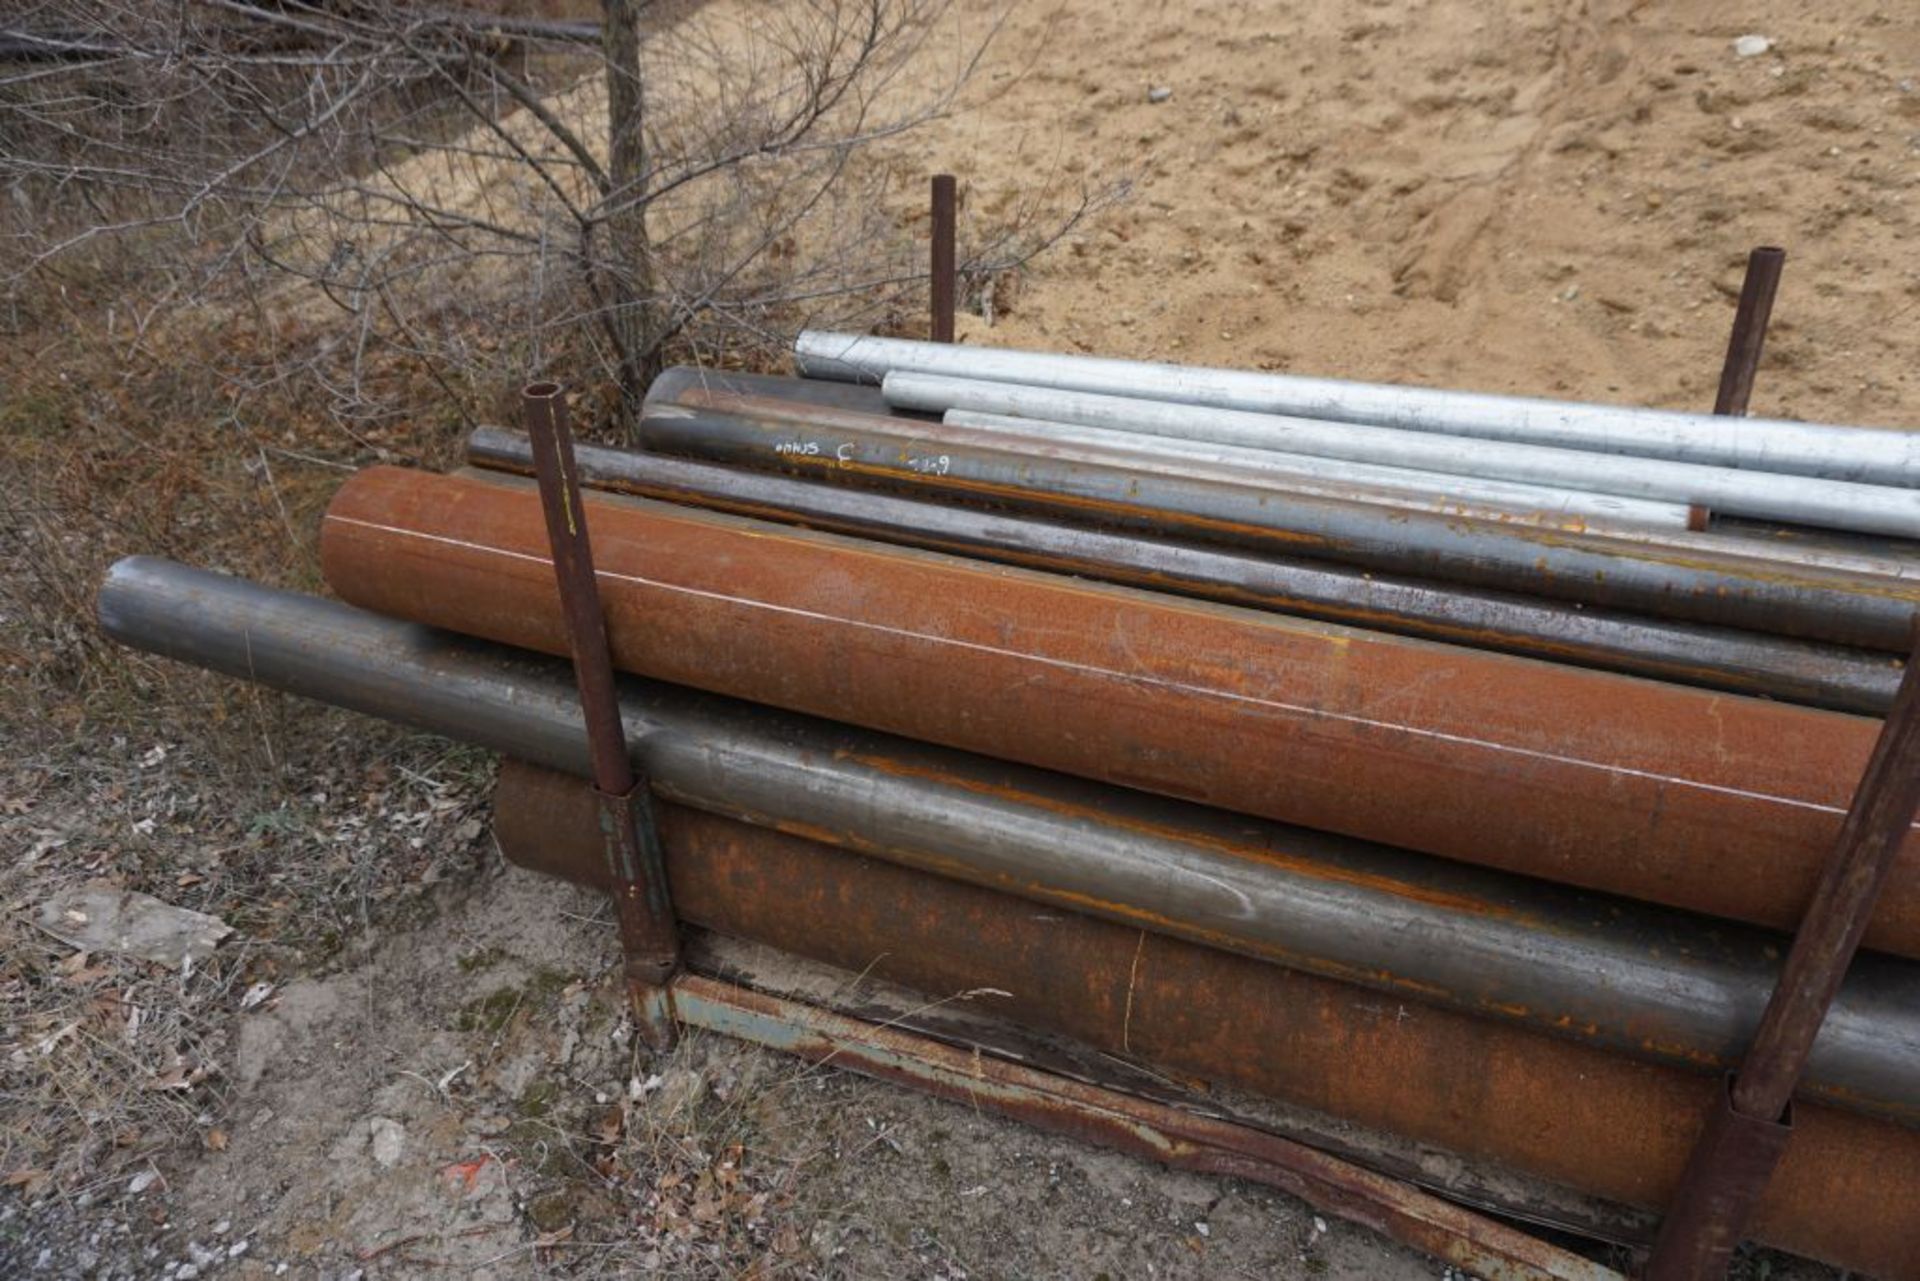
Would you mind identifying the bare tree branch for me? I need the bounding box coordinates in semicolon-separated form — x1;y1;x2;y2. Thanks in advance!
2;0;1098;439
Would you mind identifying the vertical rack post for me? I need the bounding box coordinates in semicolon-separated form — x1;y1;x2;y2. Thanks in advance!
523;381;680;1048
1644;641;1920;1279
931;173;957;344
1712;246;1786;418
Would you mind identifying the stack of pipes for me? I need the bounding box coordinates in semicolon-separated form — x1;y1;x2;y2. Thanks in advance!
99;333;1920;1278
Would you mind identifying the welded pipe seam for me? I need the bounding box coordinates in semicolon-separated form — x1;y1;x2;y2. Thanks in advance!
637;394;1920;652
94;557;1920;1122
464;426;1902;715
316;466;1920;951
795;331;1920;487
325;507;1870;822
884;371;1920;540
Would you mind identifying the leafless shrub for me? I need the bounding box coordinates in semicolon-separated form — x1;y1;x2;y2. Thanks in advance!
1;1;1111;737
1;0;1106;428
0;2;1110;1226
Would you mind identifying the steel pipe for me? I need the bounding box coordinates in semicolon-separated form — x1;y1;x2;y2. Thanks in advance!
932;409;1700;530
669;973;1624;1281
681;927;1658;1249
884;371;1920;539
464;427;1904;715
91;556;1920;1118
641;379;1920;579
943;409;1920;579
1652;636;1920;1276
501;767;1920;1278
313;469;1920;951
645;365;898;417
651;394;1684;536
936;412;1920;583
795;330;1920;487
636;392;1920;651
655;369;1920;582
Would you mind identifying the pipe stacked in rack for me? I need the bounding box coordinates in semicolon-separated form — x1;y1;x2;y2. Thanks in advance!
98;338;1920;1277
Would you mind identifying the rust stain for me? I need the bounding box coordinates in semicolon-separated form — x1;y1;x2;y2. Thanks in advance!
489;764;1920;1279
322;465;1920;957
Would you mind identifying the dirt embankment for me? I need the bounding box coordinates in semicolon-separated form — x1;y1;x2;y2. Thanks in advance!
902;0;1917;434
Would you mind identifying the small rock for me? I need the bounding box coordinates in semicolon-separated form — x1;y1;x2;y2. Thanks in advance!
1147;86;1173;104
528;1190;578;1234
212;1220;229;1236
369;1117;406;1168
37;887;232;968
127;1169;160;1195
176;1267;199;1281
1731;34;1772;58
228;1240;250;1259
187;1240;218;1268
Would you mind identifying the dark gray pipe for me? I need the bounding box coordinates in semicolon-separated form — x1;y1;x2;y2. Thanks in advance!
464;426;1904;715
646;365;903;417
633;394;1920;652
96;557;1920;1123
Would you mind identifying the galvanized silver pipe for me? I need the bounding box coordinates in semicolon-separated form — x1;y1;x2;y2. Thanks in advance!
936;409;1698;530
637;393;1920;651
646;365;899;417
940;409;1920;583
885;371;1920;540
465;427;1902;715
796;331;1920;487
92;556;1920;1123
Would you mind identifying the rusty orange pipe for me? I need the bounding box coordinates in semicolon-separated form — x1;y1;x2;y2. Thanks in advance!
320;466;1920;956
493;761;1920;1279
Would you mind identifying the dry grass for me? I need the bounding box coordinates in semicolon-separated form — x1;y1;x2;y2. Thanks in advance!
0;87;1029;1257
0;236;511;1207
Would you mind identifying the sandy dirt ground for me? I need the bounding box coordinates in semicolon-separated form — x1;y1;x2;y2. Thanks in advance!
6;1;1918;1279
910;0;1918;432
